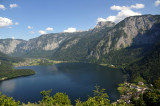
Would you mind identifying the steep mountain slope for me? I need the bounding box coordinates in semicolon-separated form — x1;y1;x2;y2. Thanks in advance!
51;21;115;61
89;15;160;58
0;32;89;57
0;21;115;58
126;39;160;83
51;15;160;64
0;39;25;54
86;15;160;64
11;32;88;57
0;15;159;65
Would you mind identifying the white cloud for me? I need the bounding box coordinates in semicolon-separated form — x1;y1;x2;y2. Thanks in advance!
0;17;13;28
0;4;6;10
39;30;46;35
155;0;160;6
97;18;107;23
28;26;33;29
98;4;144;23
12;36;15;39
64;27;76;33
10;4;18;8
106;9;141;23
46;27;54;31
15;22;19;25
111;4;144;11
130;4;144;9
111;5;129;11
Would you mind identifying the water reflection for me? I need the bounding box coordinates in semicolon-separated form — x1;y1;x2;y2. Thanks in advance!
0;80;16;93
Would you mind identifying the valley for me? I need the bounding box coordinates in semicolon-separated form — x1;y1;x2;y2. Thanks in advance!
13;58;67;67
0;14;160;105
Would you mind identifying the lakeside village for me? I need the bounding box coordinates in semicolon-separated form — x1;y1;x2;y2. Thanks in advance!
13;58;117;68
115;81;150;104
13;58;67;67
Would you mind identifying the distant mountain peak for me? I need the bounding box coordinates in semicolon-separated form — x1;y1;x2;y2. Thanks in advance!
95;21;115;29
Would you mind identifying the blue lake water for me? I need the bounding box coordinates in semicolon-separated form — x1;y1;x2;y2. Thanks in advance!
0;63;125;104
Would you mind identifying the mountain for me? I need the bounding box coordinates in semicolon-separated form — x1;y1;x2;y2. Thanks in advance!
126;40;160;83
0;21;115;58
0;32;88;57
0;15;160;65
0;39;25;54
88;15;160;64
0;15;160;83
51;21;115;61
52;15;160;64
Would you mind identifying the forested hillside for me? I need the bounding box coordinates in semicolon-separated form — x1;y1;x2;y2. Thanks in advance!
126;40;160;83
0;52;35;80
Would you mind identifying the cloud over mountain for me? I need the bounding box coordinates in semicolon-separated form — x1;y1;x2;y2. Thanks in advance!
39;30;46;34
64;27;76;33
97;4;144;23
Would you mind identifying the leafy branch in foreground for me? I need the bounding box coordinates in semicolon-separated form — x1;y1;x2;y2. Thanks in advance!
1;85;160;106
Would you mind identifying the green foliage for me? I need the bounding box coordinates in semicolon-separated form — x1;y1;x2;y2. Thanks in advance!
126;41;160;83
75;85;110;106
154;77;160;89
0;52;24;63
2;87;160;106
131;90;160;106
40;89;52;98
39;89;71;106
52;93;71;105
132;76;146;84
99;45;151;65
52;26;113;62
131;94;146;106
143;90;160;106
0;92;20;106
0;52;35;80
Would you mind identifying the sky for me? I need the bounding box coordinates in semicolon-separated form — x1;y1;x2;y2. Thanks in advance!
0;0;160;40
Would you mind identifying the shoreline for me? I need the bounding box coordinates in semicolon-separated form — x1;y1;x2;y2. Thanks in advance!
0;73;35;82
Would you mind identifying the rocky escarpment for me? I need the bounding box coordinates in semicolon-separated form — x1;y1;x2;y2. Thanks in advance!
95;21;115;29
0;15;159;63
0;32;86;57
0;39;25;54
88;15;160;59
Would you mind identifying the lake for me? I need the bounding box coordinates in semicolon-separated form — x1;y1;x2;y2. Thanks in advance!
0;63;125;104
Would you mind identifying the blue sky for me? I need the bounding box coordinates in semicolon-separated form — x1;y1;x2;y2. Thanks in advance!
0;0;160;40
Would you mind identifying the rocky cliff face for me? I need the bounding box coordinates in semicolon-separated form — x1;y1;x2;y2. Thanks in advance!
19;33;70;51
0;15;159;61
88;15;160;59
95;21;115;29
0;39;25;54
0;32;85;56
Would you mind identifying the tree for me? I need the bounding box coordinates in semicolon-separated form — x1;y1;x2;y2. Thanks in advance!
0;92;20;106
76;85;110;106
154;77;160;89
52;93;71;105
